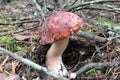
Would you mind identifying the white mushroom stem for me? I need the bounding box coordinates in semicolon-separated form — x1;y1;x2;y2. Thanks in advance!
46;37;69;76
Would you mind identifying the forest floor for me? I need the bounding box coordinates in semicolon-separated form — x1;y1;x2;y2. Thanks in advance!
0;0;120;80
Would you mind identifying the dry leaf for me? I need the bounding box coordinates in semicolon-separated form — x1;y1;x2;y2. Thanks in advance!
0;73;20;80
12;34;31;41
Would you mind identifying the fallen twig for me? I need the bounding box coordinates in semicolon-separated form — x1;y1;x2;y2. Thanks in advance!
32;0;46;20
0;47;61;80
88;19;120;34
67;0;120;11
77;30;107;42
0;20;39;25
0;26;38;37
72;6;120;12
76;61;120;77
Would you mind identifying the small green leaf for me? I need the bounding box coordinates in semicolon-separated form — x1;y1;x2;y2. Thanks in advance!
0;36;14;44
88;68;95;77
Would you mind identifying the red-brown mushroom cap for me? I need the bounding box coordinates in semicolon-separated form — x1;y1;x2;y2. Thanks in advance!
40;11;85;43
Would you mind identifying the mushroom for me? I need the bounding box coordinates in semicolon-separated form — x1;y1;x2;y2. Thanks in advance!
40;11;85;77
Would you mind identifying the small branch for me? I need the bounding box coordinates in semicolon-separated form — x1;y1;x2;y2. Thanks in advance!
76;61;120;76
77;30;120;43
77;30;107;42
32;0;42;11
88;19;120;34
32;0;46;19
0;47;61;80
73;6;120;12
67;0;120;11
0;20;39;25
0;26;38;37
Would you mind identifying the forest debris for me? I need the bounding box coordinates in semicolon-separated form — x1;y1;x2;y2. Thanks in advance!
0;47;61;80
12;34;31;41
76;61;120;77
0;73;20;80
